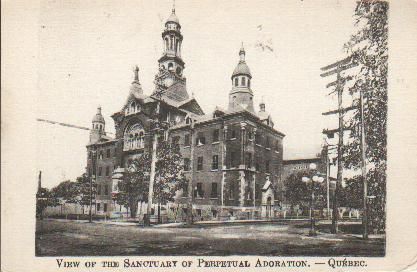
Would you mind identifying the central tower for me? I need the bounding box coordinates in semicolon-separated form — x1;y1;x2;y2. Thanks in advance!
155;7;186;89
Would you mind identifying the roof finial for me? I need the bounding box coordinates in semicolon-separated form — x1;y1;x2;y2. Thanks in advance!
239;43;246;62
172;0;175;13
134;65;139;81
97;105;102;114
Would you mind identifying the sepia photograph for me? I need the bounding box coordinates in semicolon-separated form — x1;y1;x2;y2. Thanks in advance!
31;0;389;257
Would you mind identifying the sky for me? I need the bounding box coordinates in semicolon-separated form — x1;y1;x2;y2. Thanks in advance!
35;0;359;188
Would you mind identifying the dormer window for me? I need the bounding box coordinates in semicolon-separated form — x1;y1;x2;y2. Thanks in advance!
185;116;192;124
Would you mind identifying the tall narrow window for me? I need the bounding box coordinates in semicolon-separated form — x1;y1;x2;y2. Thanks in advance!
212;129;220;142
241;76;246;86
231;130;237;139
103;203;108;212
195;183;204;198
184;134;190;146
211;183;218;198
106;149;110;158
246;153;252;168
212;155;219;170
230;152;238;168
197;156;203;171
229;182;235;200
248;78;251;88
104;185;109;195
197;132;206;145
183;158;191;171
98;167;102;176
234;77;238;86
265;160;270;173
105;166;110;176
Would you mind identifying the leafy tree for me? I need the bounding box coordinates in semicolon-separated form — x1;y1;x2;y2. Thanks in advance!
117;152;151;218
339;176;363;209
342;1;388;233
284;171;327;215
115;140;186;220
50;180;79;204
153;141;187;222
36;187;59;219
75;173;96;214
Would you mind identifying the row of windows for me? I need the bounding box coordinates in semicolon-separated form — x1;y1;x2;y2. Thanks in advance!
125;101;141;115
183;154;271;173
194;182;218;199
192;182;258;201
177;129;280;151
89;148;116;160
97;184;110;196
233;76;251;88
90;165;114;177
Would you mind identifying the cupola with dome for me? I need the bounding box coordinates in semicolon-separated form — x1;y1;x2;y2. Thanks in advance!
156;6;185;89
228;45;254;113
89;106;106;144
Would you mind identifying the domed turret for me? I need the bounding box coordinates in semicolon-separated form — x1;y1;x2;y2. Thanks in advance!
166;8;180;24
92;106;105;124
232;46;252;79
90;106;106;144
228;45;254;113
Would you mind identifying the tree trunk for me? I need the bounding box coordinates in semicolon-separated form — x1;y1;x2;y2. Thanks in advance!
158;202;161;224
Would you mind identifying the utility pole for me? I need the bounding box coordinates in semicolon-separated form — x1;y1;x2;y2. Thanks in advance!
360;88;368;239
324;145;331;220
321;56;358;234
145;74;167;226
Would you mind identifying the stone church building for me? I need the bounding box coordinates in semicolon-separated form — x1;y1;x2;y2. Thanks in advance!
86;7;285;220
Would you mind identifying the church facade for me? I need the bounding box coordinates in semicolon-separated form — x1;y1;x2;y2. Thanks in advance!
86;7;285;220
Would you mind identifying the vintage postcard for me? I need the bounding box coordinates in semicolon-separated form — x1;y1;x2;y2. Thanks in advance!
2;0;417;271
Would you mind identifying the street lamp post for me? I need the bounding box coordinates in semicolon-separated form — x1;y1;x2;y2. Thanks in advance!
302;163;325;236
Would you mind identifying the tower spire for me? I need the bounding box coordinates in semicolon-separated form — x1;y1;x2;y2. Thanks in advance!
134;65;139;82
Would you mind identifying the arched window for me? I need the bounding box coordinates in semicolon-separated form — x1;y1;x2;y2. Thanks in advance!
168;63;174;70
234;77;238;86
124;123;145;151
130;102;136;113
185;117;192;124
136;103;141;112
241;77;246;86
165;37;169;51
